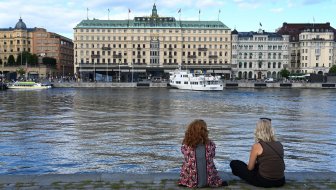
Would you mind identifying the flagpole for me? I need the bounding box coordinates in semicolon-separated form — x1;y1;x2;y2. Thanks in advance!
178;9;181;22
108;9;110;20
87;8;89;20
128;9;131;28
199;10;200;21
218;9;221;21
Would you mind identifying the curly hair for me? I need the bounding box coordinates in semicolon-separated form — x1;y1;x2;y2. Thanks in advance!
182;119;209;148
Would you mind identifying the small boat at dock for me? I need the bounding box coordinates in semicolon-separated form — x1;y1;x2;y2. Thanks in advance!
7;81;52;90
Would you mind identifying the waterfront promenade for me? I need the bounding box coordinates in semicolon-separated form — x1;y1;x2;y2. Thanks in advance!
0;172;335;189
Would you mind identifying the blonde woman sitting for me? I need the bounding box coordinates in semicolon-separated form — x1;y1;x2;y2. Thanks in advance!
230;118;285;188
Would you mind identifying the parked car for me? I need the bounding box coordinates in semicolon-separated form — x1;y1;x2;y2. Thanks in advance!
264;78;274;83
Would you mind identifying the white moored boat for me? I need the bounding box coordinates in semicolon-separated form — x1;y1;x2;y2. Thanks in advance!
169;68;223;91
7;81;52;90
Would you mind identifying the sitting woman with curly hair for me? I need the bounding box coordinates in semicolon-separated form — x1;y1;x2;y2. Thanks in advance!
178;119;227;188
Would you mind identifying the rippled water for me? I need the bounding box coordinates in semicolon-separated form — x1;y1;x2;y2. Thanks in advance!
0;88;335;174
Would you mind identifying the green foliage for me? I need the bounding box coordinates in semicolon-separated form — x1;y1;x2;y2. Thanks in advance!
329;65;336;74
16;67;25;76
7;55;16;66
42;57;57;68
16;52;39;66
30;54;38;66
280;68;290;79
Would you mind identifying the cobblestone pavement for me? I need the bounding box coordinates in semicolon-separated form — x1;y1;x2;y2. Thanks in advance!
0;172;335;190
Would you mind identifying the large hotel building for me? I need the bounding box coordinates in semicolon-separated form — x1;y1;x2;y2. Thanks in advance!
74;4;231;82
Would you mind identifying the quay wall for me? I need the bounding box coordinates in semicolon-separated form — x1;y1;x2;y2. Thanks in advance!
53;82;167;88
0;172;335;189
53;82;336;89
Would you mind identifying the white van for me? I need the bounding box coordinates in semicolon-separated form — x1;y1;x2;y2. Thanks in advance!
264;78;274;83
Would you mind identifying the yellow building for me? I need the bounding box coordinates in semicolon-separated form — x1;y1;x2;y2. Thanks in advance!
0;18;74;80
277;22;336;75
74;4;231;82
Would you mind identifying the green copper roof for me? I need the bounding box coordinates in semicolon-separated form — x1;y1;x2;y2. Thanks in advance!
74;19;230;30
75;4;230;30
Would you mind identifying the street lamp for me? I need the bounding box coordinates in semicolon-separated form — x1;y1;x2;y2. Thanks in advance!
131;62;134;83
118;58;121;83
62;63;65;81
106;61;109;82
93;60;96;82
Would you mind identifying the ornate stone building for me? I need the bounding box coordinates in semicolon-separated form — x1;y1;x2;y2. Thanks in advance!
73;4;232;82
0;18;73;79
277;22;336;75
231;29;290;79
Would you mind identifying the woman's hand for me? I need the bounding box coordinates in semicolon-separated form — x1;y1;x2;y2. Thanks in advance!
247;143;263;170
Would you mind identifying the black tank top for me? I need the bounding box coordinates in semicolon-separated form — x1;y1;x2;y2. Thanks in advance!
257;141;285;180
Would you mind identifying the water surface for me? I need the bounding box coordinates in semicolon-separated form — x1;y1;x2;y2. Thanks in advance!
0;88;335;174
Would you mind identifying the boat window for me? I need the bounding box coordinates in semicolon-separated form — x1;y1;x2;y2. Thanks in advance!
176;81;181;84
184;82;188;84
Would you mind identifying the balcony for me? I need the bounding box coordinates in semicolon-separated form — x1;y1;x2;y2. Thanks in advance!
102;47;111;51
187;55;196;59
198;48;208;51
137;47;141;50
137;55;141;58
91;54;100;58
209;55;218;59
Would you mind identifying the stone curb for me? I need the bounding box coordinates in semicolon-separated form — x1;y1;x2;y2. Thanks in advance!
0;172;335;184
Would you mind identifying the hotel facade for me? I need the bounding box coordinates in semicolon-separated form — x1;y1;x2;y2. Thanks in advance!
231;29;290;79
73;4;232;82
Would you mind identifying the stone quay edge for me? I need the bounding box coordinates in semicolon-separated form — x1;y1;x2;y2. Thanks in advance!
0;172;335;189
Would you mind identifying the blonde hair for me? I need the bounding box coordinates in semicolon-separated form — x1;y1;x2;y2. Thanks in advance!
254;119;276;143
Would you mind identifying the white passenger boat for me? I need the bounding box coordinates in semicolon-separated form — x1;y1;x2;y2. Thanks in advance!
169;68;223;91
7;81;52;89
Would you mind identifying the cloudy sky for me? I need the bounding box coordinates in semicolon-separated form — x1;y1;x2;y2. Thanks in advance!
0;0;335;39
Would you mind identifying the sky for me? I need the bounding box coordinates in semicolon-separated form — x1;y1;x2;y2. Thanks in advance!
0;0;335;39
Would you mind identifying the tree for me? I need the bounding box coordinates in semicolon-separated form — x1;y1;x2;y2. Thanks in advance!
16;51;34;66
16;52;24;66
16;67;25;77
42;57;57;68
280;68;290;79
28;54;38;66
7;55;16;66
329;65;336;75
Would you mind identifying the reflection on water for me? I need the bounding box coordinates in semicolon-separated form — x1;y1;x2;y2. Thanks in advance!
0;88;335;174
